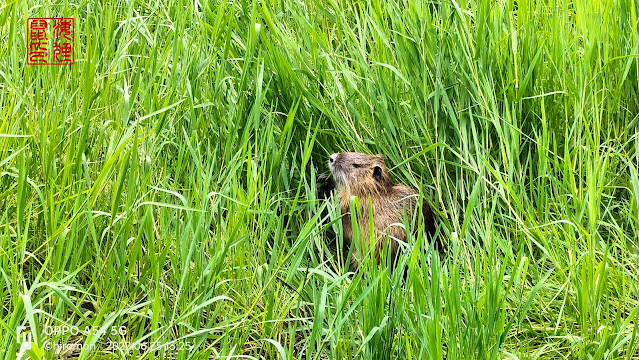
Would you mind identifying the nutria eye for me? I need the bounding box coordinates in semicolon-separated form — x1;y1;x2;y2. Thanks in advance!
352;164;361;168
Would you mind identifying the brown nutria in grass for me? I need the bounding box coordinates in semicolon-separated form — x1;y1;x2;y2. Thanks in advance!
322;152;438;271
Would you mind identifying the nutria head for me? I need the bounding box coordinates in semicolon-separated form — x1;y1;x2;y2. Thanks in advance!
329;152;392;194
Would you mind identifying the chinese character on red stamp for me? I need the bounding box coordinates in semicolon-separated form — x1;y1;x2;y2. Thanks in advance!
27;18;74;65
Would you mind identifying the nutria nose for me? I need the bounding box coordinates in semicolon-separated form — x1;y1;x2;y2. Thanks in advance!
329;154;336;163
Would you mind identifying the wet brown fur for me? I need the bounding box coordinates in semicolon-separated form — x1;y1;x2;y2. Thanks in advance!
329;152;435;271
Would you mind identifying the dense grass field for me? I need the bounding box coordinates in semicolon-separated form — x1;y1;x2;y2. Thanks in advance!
2;0;639;359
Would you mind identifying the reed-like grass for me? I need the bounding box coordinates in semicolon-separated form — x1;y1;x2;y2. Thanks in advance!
1;0;638;359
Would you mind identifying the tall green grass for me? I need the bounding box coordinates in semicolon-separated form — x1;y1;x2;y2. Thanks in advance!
1;0;638;358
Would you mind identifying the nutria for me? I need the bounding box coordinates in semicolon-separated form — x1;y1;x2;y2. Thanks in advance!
319;152;437;271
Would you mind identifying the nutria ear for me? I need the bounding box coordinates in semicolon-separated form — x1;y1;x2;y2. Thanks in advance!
373;166;383;181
